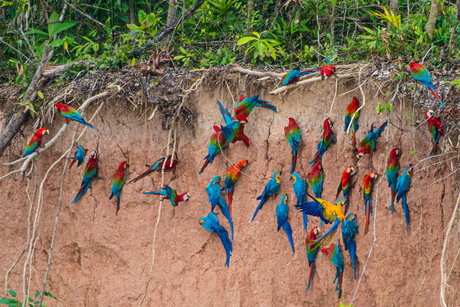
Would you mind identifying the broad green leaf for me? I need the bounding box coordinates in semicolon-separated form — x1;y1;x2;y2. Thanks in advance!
47;12;60;38
252;32;260;38
138;10;147;23
376;102;384;114
410;150;416;156
24;29;48;36
236;37;256;45
35;291;40;298
26;298;33;302
49;22;76;38
29;103;35;111
179;46;186;54
0;298;12;303
9;290;16;297
49;38;63;47
385;102;392;111
37;91;44;99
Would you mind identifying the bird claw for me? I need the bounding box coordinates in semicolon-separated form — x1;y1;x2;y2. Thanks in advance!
160;197;165;201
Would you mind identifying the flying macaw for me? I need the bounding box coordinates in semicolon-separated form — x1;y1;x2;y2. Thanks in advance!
409;62;445;107
130;155;178;183
110;161;128;215
69;143;88;169
251;170;281;222
199;212;233;267
321;243;344;298
306;227;321;290
143;183;190;207
217;100;250;147
222;159;248;216
356;120;388;159
285;117;301;174
23;128;49;158
276;194;295;253
54;103;98;130
290;172;309;232
386;148;400;214
199;126;227;174
309;118;335;164
363;172;378;234
395;164;413;232
281;67;318;85
72;150;98;203
320;64;336;80
307;162;323;198
206;176;234;239
344;97;360;147
234;95;277;123
336;166;354;214
342;213;358;279
426;109;444;157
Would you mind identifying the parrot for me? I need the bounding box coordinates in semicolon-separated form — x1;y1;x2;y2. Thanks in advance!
395;164;413;232
216;100;250;147
206;176;234;239
276;194;295;253
110;161;128;215
409;62;445;107
234;95;277;123
69;143;88;169
344;97;361;147
336;166;355;214
321;243;344;298
251;170;281;222
290;172;309;232
239;90;245;102
363;172;378;234
309;118;335;164
143;183;190;207
426;109;444;157
72;150;98;204
342;213;358;279
284;117;301;174
386;148;400;214
199;212;233;267
320;64;336;80
54;103;98;130
23;128;49;158
222;159;248;216
281;67;318;85
356;120;388;159
199;126;227;174
307;162;324;198
305;227;321;290
130;155;178;183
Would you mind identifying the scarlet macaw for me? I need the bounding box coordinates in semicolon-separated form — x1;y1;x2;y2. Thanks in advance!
199;212;233;267
409;62;445;107
222;159;248;216
110;161;128;215
234;95;277;123
143;183;190;207
72;150;98;203
425;109;444;157
386;148;400;214
356;121;388;159
284;117;301;174
336;166;354;214
363;172;378;234
342;213;358;279
321;243;344;298
251;170;281;222
309;118;335;164
23;128;49;158
130;155;178;183
344;97;360;146
395;165;413;232
276;194;295;253
55;103;98;130
320;64;336;80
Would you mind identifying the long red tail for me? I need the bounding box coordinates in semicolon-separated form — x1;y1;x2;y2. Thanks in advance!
352;131;357;147
430;88;442;102
364;201;370;234
291;152;297;173
228;189;233;217
307;261;315;290
116;199;120;215
69;158;76;170
429;142;437;157
199;158;210;174
129;169;154;183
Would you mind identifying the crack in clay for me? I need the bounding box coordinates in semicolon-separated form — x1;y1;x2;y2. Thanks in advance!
440;181;446;239
265;115;275;163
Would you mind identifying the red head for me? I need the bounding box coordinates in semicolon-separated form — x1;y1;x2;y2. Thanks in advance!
389;148;400;159
321;244;334;257
409;62;417;69
344;166;354;175
306;227;320;242
118;161;128;170
180;193;191;202
34;128;49;137
54;103;66;111
90;150;97;159
425;109;434;119
288;117;296;124
236;160;249;168
324;118;333;129
356;148;366;159
368;172;378;180
312;162;322;172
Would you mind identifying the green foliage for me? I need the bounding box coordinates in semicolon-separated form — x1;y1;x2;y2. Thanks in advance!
0;290;56;307
237;32;280;61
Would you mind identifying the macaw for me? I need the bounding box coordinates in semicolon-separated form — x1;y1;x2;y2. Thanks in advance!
276;194;295;253
307;162;324;198
395;164;413;232
281;67;318;85
409;62;445;107
284;117;301;174
199;126;227;174
251;170;281;222
320;64;336;80
309;118;335;164
426;109;444;157
306;227;321;290
130;155;178;183
363;172;378;234
72;150;98;203
356;120;388;159
110;161;128;215
217;100;250;147
199;212;233;267
206;176;234;239
342;213;358;279
23;128;49;158
69;144;88;169
222;159;248;216
290;172;309;232
386;148;400;214
344;97;360;146
54;103;98;130
143;183;190;207
239;90;245;102
321;243;344;298
336;166;354;214
234;95;277;123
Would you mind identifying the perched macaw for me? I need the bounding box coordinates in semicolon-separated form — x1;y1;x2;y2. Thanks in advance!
320;64;336;80
110;161;128;215
23;128;49;158
426;109;444;157
251;170;281;222
69;144;88;169
72;150;98;203
284;117;301;173
363;172;378;234
290;172;309;232
54;103;98;130
217;100;250;147
234;95;277;122
336;166;354;214
344;97;360;147
395;165;413;232
222;160;248;216
307;162;324;198
143;183;190;207
342;213;358;279
206;176;234;239
309;118;335;164
321;243;344;298
130;155;178;183
239;91;245;102
306;227;321;290
276;194;295;253
199;212;233;267
356;120;388;159
386;148;400;214
199;126;227;174
281;67;318;85
409;62;445;107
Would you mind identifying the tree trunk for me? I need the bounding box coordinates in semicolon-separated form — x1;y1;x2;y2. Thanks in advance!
456;0;460;21
329;1;338;46
165;0;178;41
247;0;255;34
389;0;399;14
426;0;439;40
128;0;136;24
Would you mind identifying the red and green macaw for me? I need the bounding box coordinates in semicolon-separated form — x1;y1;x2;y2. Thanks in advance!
309;118;335;164
234;95;277;122
336;166;354;214
307;162;323;199
23;128;49;158
320;64;336;80
199;212;233;267
290;172;309;232
363;172;378;234
110;161;128;215
276;194;295;253
356;120;388;159
342;213;358;279
306;227;321;290
344;97;360;146
143;183;190;207
217;100;250;147
130;155;178;183
69;143;88;169
395;164;413;232
386;148;400;214
206;176;234;239
222;159;248;216
54;103;98;130
321;243;344;298
72;150;98;203
426;109;444;157
281;67;318;85
251;170;281;222
199;126;227;174
409;62;445;107
285;117;301;174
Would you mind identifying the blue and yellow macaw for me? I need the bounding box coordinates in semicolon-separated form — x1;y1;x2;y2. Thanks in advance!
206;176;234;239
342;213;358;279
321;243;344;298
395;164;413;232
251;170;281;222
276;194;295;253
217;100;250;147
290;172;309;232
199;212;233;267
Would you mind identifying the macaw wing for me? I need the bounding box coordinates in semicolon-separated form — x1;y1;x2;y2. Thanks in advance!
309;218;341;250
218;197;234;240
294;201;327;221
331;245;344;269
216;100;233;125
281;70;299;85
215;225;233;267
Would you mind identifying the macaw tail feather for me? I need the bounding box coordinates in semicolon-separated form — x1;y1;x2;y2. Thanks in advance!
228;189;234;217
338;272;343;299
219;200;234;240
428;88;444;106
199;157;210;174
251;198;267;222
364;200;370;234
390;189;396;214
302;212;309;232
343;197;349;215
308;152;320;164
216;227;233;267
306;261;315;290
283;221;295;253
116;195;120;215
129;169;154;183
69;158;77;170
402;195;410;232
256;101;278;113
352;131;357;147
290;152;297;174
75;118;98;130
428;141;438;158
349;240;357;279
72;182;91;204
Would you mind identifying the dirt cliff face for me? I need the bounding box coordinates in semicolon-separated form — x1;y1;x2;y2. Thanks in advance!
1;76;459;307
